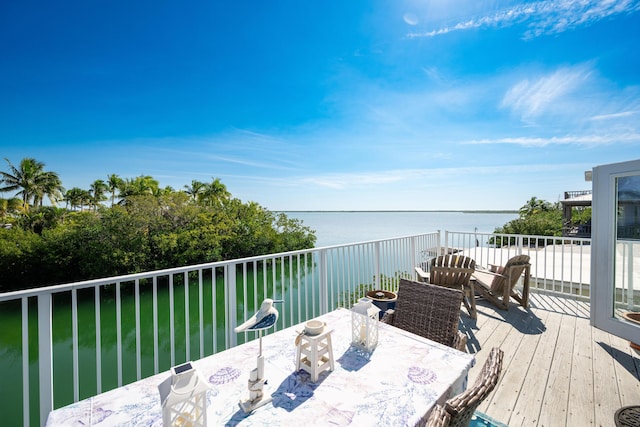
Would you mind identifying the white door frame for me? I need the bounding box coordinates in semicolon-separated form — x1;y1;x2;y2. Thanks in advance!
591;158;640;341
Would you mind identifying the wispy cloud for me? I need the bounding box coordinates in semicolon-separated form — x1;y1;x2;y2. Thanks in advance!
302;171;405;189
590;110;640;121
501;65;591;122
407;0;640;39
465;132;640;147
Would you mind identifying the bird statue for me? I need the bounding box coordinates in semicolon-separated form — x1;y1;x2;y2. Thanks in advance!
235;298;283;413
234;298;283;333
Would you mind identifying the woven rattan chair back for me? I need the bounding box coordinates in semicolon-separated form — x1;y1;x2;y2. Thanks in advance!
444;347;504;427
422;404;451;427
387;279;464;349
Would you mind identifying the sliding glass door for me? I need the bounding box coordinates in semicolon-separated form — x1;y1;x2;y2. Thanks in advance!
591;159;640;344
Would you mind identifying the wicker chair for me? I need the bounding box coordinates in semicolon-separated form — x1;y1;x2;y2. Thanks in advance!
381;278;466;352
441;347;504;427
472;255;531;310
416;255;477;319
421;404;451;427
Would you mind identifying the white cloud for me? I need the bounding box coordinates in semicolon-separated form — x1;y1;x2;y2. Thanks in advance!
590;110;640;121
501;65;591;122
465;132;640;147
403;13;419;26
406;0;640;39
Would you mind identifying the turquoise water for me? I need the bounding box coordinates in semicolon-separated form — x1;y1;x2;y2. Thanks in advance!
1;211;516;426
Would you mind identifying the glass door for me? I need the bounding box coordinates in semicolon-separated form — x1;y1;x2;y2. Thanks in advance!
591;159;640;343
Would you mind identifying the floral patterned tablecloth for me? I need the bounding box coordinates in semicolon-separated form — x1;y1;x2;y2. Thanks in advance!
46;308;475;426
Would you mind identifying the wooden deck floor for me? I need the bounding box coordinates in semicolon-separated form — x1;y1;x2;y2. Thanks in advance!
460;292;640;427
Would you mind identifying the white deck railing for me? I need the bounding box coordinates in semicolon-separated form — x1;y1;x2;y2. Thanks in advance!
0;232;437;427
2;231;636;427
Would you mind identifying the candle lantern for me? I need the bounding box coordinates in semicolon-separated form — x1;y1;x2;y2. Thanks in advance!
158;362;209;427
351;297;380;352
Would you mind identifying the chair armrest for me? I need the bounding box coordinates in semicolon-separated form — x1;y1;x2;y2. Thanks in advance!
453;331;467;352
488;264;504;274
414;266;430;283
473;269;505;281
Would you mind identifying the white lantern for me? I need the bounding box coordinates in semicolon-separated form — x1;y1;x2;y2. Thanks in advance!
158;362;209;427
351;297;380;352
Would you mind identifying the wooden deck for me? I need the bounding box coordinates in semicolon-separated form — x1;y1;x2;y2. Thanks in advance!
460;291;640;427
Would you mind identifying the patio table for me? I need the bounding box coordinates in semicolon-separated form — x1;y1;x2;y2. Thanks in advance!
46;308;474;426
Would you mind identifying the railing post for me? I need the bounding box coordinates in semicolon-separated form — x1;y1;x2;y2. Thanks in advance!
410;237;417;275
227;264;237;347
37;293;53;427
22;297;30;427
374;241;381;289
626;241;634;310
318;249;329;314
443;230;448;255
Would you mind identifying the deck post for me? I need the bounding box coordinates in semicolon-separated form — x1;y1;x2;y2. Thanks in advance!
626;241;634;309
374;242;381;290
37;293;53;427
318;249;329;314
228;264;237;347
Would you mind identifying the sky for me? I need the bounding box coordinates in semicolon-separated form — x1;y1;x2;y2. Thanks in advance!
1;0;640;211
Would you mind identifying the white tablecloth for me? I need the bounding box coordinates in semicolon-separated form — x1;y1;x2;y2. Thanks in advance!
46;308;474;426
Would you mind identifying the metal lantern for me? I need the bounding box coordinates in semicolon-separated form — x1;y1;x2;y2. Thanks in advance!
351;297;380;352
158;362;209;427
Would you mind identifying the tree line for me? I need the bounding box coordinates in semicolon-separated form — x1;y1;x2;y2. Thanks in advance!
492;196;591;245
0;157;316;291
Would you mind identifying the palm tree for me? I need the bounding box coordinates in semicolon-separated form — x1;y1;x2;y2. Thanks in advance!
519;197;551;218
184;180;205;203
0;157;64;210
118;175;160;203
106;174;123;207
36;171;65;207
64;187;92;211
201;178;230;207
0;197;24;221
89;179;108;210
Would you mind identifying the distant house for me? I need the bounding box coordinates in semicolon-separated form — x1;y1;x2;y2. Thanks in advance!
560;190;592;237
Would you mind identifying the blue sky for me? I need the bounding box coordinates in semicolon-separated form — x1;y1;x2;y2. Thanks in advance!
1;0;639;211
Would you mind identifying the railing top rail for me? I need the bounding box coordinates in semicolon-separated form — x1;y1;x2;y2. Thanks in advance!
0;232;438;301
447;230;592;243
564;190;592;198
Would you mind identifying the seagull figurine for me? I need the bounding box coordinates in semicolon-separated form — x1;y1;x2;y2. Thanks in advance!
235;298;284;412
235;298;284;333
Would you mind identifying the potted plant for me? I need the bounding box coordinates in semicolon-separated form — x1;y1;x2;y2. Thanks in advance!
365;290;397;318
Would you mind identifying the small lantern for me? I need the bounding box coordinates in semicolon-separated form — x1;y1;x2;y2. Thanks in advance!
158;362;209;427
351;297;380;352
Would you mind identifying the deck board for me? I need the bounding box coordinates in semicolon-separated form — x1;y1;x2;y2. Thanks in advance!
591;326;623;425
566;316;594;426
460;292;640;427
507;309;554;426
537;313;574;426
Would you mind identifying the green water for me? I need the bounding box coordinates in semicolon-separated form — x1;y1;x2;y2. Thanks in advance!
1;259;329;426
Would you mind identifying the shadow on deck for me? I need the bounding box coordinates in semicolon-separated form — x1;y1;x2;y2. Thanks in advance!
459;291;640;427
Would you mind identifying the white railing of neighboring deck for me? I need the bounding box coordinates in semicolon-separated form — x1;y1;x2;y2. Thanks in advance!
445;231;593;299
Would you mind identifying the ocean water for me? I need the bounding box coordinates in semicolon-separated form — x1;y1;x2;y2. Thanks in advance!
283;211;519;247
